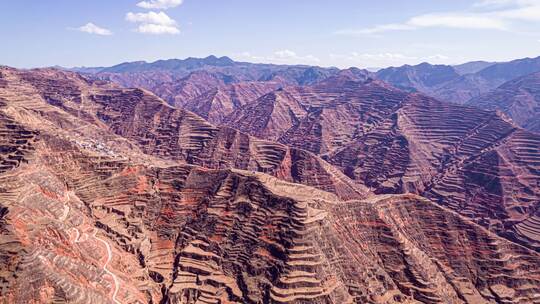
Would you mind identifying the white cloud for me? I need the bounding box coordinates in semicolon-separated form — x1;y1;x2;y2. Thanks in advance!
126;11;180;34
497;3;540;20
337;13;507;36
336;0;540;36
350;52;418;61
236;52;268;63
474;0;517;7
235;50;320;65
335;24;415;35
73;23;112;35
126;12;176;26
274;49;298;59
333;52;418;65
408;14;507;30
136;0;183;10
273;50;320;63
136;23;180;34
473;0;538;8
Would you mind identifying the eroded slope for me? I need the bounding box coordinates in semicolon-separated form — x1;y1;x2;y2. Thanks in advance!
468;71;540;133
1;67;366;200
0;127;539;303
194;75;540;252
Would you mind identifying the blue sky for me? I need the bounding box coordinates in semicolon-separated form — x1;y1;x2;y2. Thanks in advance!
1;0;540;68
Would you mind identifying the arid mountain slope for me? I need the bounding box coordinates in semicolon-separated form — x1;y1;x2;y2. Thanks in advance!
468;71;540;133
81;59;375;126
0;67;540;303
194;76;540;252
180;80;283;124
328;92;540;249
90;56;342;108
80;62;540;252
3;67;367;200
98;69;283;111
224;76;398;155
375;62;460;93
377;56;540;104
6;70;372;198
95;56;340;85
453;61;494;75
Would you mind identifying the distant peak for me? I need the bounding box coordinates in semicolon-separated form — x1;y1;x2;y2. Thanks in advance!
202;55;235;66
125;60;147;65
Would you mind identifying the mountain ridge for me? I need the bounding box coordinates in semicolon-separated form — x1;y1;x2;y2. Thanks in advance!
3;56;540;302
1;66;540;303
377;55;540;105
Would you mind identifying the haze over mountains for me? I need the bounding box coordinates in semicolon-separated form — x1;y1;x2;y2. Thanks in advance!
75;54;540;134
1;53;540;304
375;56;540;125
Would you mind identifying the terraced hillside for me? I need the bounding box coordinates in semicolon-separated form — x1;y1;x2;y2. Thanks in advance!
376;56;540;104
86;60;374;128
191;76;540;252
329;92;540;249
179;80;283;124
2;67;367;200
468;71;540;133
80;63;540;253
225;76;402;155
90;56;342;112
1;68;540;303
101;69;283;117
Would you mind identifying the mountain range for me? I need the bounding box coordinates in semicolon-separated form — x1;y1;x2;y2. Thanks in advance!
73;55;540;134
0;54;540;303
375;56;540;133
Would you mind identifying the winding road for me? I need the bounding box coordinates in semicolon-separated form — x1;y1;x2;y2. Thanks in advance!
71;227;121;304
94;230;121;304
